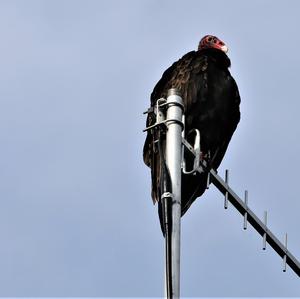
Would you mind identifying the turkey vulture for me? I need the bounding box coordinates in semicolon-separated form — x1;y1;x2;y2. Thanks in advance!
143;35;241;233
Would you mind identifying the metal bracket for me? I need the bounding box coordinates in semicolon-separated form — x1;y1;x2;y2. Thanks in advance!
182;129;204;174
161;192;173;200
143;98;184;132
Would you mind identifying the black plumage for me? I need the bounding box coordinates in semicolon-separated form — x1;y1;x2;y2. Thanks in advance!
143;40;240;233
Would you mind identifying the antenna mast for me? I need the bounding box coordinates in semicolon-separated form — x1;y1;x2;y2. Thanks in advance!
143;88;300;299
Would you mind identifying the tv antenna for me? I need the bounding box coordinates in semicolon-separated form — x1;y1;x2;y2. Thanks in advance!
143;88;300;298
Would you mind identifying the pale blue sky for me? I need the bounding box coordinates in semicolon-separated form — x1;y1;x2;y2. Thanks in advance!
0;0;299;296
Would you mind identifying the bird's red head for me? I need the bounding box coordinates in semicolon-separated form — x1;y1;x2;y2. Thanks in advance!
198;35;228;53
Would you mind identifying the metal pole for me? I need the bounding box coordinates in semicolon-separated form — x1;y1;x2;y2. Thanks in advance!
165;88;184;298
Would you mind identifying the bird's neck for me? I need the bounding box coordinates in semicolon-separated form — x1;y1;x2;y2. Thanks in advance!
198;48;231;68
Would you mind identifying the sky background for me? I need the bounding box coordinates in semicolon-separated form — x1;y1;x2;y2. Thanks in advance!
0;0;300;297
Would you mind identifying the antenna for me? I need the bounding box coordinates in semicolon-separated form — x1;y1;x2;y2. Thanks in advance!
205;166;300;276
143;89;300;298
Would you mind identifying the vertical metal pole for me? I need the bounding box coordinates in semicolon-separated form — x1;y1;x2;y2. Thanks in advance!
224;169;229;209
283;233;288;272
206;172;210;189
165;88;183;298
263;211;267;250
243;190;248;230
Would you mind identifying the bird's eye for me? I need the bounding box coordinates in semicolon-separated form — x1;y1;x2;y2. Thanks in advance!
207;37;212;42
213;38;217;43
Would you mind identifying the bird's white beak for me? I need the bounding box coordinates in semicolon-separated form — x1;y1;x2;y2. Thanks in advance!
221;45;229;53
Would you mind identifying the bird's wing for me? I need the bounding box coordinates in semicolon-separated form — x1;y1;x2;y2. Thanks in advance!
143;51;207;204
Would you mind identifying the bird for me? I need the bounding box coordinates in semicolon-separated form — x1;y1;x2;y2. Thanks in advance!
143;35;241;234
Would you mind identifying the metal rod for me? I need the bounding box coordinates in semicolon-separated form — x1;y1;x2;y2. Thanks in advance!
283;255;287;272
263;211;267;250
206;172;210;189
285;233;288;248
165;88;184;298
224;169;229;209
243;190;248;230
283;233;288;272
